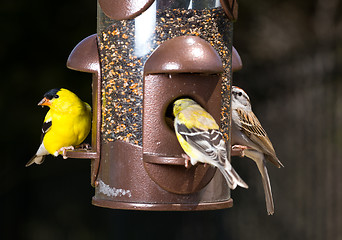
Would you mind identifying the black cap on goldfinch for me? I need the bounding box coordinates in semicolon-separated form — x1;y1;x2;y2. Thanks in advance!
38;88;61;106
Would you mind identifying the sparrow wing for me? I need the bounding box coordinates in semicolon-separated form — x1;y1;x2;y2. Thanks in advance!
235;108;267;137
236;108;283;168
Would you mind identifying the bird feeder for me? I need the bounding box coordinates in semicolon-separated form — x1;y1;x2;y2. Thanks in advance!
66;0;243;211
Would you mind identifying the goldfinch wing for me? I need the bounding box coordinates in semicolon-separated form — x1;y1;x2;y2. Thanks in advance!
176;104;226;165
176;122;227;166
41;110;52;141
236;108;283;168
26;110;51;167
84;102;92;112
176;121;248;189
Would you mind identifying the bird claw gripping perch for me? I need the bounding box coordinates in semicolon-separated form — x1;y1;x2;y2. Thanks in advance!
56;146;75;159
231;145;249;157
182;153;192;169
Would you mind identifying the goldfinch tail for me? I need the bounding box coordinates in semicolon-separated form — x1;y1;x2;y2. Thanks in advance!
218;164;249;190
25;155;45;167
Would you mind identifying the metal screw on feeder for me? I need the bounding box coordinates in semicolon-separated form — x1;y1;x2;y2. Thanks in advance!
66;0;243;211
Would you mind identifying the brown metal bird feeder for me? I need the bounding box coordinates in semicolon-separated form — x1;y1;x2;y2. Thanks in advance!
65;0;243;211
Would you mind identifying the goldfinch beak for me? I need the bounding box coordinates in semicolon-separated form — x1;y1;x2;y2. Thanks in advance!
38;97;51;106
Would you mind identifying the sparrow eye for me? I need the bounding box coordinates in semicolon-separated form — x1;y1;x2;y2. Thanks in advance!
238;92;242;96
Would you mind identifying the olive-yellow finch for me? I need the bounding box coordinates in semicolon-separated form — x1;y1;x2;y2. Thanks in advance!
26;88;91;167
173;98;248;190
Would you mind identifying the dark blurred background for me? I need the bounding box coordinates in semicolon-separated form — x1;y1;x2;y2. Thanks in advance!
1;0;341;239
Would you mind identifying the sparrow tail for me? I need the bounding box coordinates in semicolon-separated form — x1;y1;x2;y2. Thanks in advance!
245;149;275;215
256;158;275;215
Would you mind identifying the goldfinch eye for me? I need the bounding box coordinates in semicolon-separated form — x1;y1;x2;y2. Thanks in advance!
54;94;59;99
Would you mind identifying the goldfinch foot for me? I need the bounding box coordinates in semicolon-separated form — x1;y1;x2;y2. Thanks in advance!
181;153;192;169
231;145;249;157
58;146;75;159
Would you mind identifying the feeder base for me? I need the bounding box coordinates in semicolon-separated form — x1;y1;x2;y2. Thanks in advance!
92;198;233;211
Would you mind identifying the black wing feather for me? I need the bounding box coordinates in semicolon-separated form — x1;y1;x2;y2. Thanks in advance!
176;122;227;166
40;120;52;142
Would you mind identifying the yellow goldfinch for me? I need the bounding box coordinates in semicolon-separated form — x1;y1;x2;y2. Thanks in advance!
26;88;92;167
173;98;248;190
231;86;284;215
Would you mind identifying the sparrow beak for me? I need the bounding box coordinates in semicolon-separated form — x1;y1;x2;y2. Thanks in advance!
38;97;51;106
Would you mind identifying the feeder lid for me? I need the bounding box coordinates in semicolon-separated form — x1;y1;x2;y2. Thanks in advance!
99;0;154;20
232;46;242;72
67;34;100;74
145;36;224;75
